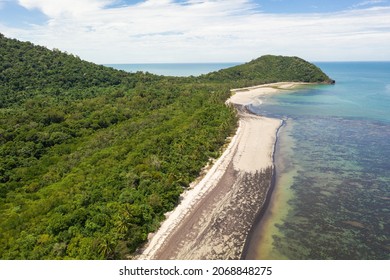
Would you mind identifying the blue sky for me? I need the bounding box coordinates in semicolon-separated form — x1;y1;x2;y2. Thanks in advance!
254;0;389;13
1;0;390;63
101;0;390;13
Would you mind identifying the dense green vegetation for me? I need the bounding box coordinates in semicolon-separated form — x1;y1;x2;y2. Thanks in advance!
0;33;332;259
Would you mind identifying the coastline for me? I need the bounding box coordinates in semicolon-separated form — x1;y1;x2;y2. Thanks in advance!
136;82;307;260
240;118;285;259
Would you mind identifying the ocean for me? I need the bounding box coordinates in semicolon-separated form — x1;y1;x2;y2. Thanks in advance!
245;62;390;260
109;62;390;259
105;63;240;77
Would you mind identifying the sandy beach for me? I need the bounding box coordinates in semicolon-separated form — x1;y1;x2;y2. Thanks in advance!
136;82;305;260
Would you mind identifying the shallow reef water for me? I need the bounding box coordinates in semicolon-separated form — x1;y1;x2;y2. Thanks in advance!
245;62;390;260
273;117;390;259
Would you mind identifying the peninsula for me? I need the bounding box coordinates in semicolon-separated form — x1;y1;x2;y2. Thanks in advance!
0;33;333;259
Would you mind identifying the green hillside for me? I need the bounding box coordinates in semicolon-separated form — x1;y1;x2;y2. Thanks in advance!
203;54;334;87
0;34;332;259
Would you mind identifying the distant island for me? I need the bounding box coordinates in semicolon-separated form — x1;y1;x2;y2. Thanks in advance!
0;33;332;259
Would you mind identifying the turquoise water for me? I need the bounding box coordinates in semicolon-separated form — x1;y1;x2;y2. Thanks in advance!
105;63;240;77
246;62;390;259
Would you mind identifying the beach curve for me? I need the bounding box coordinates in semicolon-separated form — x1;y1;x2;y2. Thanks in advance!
136;82;307;260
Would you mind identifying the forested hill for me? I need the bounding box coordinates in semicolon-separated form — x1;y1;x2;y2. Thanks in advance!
0;34;332;259
203;55;334;86
0;33;159;107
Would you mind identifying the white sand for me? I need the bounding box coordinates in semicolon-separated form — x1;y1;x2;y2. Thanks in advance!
233;115;281;172
228;82;309;105
226;82;308;171
137;82;305;260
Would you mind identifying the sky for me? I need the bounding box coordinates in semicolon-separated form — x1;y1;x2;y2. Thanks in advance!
0;0;390;63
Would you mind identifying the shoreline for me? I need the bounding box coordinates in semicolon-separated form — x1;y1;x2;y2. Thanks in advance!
136;82;308;260
240;117;285;259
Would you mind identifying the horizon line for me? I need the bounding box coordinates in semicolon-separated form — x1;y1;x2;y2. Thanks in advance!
103;60;390;65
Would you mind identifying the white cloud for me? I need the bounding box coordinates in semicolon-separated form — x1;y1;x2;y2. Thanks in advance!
17;0;114;17
2;1;390;63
